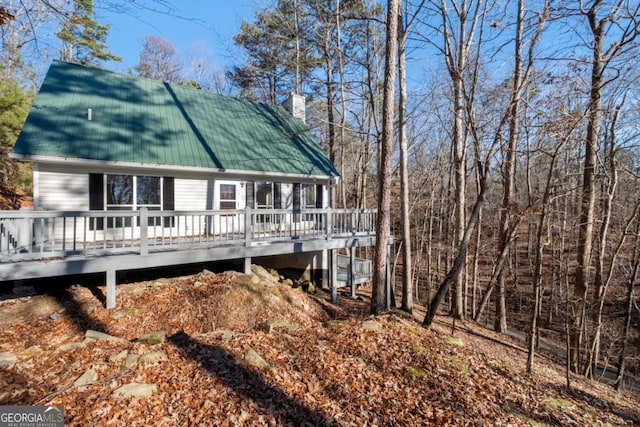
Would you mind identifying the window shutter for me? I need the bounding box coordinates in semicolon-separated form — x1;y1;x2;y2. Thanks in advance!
89;173;104;230
246;181;255;208
293;183;301;221
163;177;175;227
274;183;281;209
316;184;323;208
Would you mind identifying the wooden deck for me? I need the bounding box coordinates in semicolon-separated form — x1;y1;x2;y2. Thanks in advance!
0;208;378;307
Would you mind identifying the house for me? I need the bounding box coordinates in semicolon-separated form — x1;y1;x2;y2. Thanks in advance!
4;61;380;308
12;60;337;219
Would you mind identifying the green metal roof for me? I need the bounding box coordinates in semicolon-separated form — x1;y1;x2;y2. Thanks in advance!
12;60;338;178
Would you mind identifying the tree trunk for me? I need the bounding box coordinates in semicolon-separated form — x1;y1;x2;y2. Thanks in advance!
371;0;399;315
572;1;605;374
397;6;413;314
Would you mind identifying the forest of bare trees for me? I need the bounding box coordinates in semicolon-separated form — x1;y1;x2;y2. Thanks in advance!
2;0;640;390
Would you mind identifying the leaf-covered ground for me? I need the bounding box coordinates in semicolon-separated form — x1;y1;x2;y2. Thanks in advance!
1;269;638;426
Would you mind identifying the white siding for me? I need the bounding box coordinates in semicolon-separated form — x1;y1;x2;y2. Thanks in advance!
174;178;210;210
37;170;89;211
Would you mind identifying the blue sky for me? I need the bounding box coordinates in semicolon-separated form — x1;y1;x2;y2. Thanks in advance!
96;1;258;73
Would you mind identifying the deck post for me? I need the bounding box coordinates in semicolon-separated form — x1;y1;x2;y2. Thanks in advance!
244;257;252;274
331;249;338;304
350;249;357;299
244;207;252;246
106;269;116;309
325;208;332;240
139;207;148;256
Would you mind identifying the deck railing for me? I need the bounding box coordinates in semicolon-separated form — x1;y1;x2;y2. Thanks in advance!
0;208;377;262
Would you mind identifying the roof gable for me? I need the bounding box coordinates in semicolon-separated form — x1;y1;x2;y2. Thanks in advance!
12;61;338;178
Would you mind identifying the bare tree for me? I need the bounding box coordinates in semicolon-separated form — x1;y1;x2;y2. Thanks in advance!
134;34;182;83
570;0;639;373
372;0;399;314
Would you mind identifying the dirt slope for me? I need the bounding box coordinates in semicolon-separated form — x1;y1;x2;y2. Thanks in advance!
0;270;638;426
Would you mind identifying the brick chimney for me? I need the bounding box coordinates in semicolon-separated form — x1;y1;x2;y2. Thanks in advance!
282;93;306;124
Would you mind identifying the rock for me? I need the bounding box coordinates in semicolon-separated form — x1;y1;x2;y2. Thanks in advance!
220;331;234;341
0;352;17;366
198;269;216;280
49;312;60;320
193;281;206;289
283;278;294;286
447;336;464;346
250;274;261;285
251;265;278;284
137;331;166;345
244;347;269;369
109;350;128;364
110;307;148;319
74;369;98;387
212;346;231;366
257;320;298;334
300;281;316;293
57;341;86;352
361;320;382;331
112;383;158;398
18;345;41;357
124;354;139;369
138;351;168;365
85;330;127;343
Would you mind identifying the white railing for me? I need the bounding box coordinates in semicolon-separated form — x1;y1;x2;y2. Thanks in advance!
336;253;373;285
0;208;377;262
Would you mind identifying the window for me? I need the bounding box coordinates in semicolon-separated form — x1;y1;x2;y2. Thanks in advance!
255;182;273;209
220;184;236;210
301;184;316;209
89;174;173;229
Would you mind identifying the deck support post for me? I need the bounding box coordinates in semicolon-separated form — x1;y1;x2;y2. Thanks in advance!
106;269;116;309
244;257;252;274
331;249;338;304
350;249;357;299
139;207;148;256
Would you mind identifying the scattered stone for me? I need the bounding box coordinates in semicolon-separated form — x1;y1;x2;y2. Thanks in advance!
85;329;127;343
18;345;41;358
361;320;382;331
137;331;166;345
193;281;206;289
109;350;128;364
138;351;168;365
447;336;464;346
112;383;158;398
220;331;234;341
282;278;294;286
74;369;98;387
124;354;139;369
251;265;278;284
111;307;148;319
300;281;316;293
57;341;86;352
49;312;60;320
0;352;17;366
250;274;261;285
212;347;231;366
257;320;298;334
405;367;427;379
244;347;269;369
197;269;216;281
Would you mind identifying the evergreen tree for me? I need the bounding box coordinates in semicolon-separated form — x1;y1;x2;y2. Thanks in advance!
0;75;32;184
56;0;120;65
